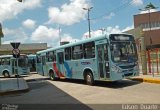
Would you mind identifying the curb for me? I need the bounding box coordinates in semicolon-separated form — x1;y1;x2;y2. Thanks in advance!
130;77;160;84
0;88;30;96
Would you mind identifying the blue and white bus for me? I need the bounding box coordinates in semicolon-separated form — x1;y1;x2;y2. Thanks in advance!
27;54;37;72
0;54;29;77
36;33;139;85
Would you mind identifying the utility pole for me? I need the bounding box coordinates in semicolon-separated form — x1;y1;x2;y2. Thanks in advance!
0;23;4;46
83;7;93;38
59;26;61;45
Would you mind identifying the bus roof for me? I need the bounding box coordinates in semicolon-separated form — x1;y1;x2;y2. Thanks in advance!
0;55;13;58
37;34;108;54
36;33;134;55
0;54;27;58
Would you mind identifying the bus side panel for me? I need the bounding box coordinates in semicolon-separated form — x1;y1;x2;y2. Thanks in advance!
63;59;98;80
0;65;12;75
36;63;43;75
46;62;54;76
18;67;29;75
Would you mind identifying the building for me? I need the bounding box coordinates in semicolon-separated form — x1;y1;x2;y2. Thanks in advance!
134;11;160;49
0;43;48;55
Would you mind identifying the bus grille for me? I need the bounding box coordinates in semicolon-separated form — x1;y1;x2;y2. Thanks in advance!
119;65;135;69
124;73;133;77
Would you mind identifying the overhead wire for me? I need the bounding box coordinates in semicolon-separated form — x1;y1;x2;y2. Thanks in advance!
91;0;136;20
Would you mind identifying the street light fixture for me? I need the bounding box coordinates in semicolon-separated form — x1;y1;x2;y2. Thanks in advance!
83;6;93;38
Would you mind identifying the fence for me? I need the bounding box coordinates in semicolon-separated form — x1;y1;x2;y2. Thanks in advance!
138;48;160;75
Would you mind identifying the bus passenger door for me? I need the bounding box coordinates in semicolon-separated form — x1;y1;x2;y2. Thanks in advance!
57;52;65;78
97;44;110;79
42;56;47;76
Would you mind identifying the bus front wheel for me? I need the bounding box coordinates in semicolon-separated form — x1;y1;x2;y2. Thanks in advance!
3;71;10;78
85;71;94;86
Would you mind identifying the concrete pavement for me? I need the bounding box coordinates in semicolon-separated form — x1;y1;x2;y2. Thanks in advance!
0;78;29;95
0;72;160;96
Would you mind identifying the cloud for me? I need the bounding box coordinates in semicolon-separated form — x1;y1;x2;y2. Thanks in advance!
47;0;90;25
122;25;134;32
131;0;143;6
31;25;59;42
2;28;28;44
0;0;42;22
31;25;61;47
31;25;78;47
22;19;36;29
139;9;158;14
61;34;79;43
83;25;134;38
104;12;115;20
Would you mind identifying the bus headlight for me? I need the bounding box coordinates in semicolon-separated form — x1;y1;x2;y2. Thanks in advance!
111;65;122;73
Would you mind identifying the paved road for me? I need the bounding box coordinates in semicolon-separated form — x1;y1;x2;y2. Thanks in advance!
48;79;160;104
0;78;160;110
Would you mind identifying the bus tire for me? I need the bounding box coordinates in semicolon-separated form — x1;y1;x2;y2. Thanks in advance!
3;71;10;78
49;70;55;81
85;71;94;86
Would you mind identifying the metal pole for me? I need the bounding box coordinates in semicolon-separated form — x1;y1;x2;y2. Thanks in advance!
141;36;147;75
0;37;1;46
83;7;93;38
16;56;19;88
88;10;91;38
148;9;154;77
59;26;61;45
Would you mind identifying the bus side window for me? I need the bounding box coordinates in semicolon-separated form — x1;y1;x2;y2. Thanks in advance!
72;45;83;60
84;42;95;59
1;58;4;65
47;51;56;62
37;56;41;63
5;57;10;65
46;52;49;62
65;47;71;60
58;52;64;64
52;51;56;62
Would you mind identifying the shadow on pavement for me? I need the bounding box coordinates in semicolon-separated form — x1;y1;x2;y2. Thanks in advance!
56;78;142;88
0;80;92;110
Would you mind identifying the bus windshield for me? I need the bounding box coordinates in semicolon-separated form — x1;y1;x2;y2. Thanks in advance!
110;34;138;63
18;56;28;67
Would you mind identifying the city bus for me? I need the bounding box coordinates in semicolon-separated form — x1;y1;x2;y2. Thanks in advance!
0;54;30;77
36;33;139;85
27;54;37;72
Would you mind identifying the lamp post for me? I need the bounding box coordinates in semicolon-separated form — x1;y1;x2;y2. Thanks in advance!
83;7;93;38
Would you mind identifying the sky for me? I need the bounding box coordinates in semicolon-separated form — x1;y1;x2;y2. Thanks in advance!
0;0;160;47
